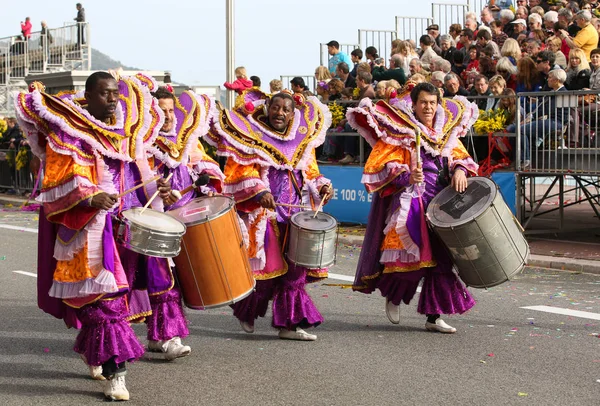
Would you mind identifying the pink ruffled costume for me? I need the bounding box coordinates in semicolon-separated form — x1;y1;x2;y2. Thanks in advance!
14;74;165;368
346;92;480;315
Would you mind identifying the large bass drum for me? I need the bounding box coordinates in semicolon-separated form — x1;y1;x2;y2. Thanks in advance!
426;177;529;288
168;196;255;309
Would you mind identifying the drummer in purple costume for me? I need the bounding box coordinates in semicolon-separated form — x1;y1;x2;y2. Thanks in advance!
14;72;171;401
144;86;224;358
346;82;479;333
206;89;333;341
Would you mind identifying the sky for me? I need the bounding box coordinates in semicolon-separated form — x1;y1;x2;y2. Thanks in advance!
2;0;464;90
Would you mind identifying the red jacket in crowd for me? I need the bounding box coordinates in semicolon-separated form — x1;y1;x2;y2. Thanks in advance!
224;78;254;94
21;20;32;38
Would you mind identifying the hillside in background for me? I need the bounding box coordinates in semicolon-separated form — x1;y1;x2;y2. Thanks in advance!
91;48;140;71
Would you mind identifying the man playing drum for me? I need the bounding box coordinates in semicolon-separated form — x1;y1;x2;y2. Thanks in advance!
144;86;224;359
206;89;333;341
346;82;479;333
14;72;172;401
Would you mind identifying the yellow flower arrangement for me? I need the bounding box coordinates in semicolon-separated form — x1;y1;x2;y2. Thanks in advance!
328;102;345;127
0;118;7;138
352;87;360;99
15;148;29;171
473;109;508;135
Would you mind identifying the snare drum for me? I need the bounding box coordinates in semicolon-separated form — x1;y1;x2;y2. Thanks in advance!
427;177;529;288
117;208;186;258
168;196;255;309
287;211;338;269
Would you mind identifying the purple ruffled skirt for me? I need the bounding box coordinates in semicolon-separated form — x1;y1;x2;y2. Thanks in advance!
231;262;323;329
73;296;145;366
146;288;189;341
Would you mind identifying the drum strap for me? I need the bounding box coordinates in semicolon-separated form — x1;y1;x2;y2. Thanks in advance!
287;170;303;200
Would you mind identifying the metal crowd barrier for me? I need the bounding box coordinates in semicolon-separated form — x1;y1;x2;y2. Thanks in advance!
280;75;316;93
395;16;433;46
432;2;468;36
358;29;397;61
0;148;38;194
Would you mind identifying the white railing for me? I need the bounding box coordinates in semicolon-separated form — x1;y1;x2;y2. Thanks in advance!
358;29;397;61
395;16;433;45
432;2;468;36
279;75;316;93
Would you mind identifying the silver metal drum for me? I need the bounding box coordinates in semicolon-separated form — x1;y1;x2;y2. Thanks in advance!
426;177;529;288
118;208;186;258
287;211;338;269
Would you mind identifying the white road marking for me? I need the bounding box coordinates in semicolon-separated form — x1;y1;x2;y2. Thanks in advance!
521;305;600;321
326;273;422;292
13;271;38;278
327;273;355;282
0;224;38;233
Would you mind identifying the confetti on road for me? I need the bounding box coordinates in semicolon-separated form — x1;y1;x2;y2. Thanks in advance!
0;256;5;260
43;347;50;353
518;392;528;397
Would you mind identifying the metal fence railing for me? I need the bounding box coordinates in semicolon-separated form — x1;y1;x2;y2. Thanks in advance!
358;29;397;62
468;0;487;16
395;16;433;45
280;75;316;93
319;43;359;67
0;148;38;193
432;2;468;35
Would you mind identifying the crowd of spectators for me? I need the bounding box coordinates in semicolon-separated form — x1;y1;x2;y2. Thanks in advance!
279;0;600;167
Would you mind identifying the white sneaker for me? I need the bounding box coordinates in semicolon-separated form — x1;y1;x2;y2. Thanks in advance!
278;327;317;341
240;320;254;333
385;300;400;324
425;318;457;334
80;354;105;380
148;337;191;361
103;373;129;401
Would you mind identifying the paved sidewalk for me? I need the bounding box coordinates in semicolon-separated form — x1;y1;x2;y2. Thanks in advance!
2;193;599;274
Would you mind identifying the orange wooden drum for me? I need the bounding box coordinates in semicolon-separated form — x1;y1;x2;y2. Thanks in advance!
168;196;255;309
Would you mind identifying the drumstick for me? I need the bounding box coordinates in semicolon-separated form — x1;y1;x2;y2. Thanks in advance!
177;173;211;198
140;173;173;215
116;175;161;198
313;197;325;218
276;203;311;209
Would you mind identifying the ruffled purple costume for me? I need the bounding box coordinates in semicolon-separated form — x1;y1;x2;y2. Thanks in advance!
346;94;480;317
205;89;332;330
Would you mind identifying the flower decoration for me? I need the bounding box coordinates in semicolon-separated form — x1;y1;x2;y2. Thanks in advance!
386;88;397;100
0;118;7;137
243;101;255;114
328;102;345;127
293;93;305;107
473;109;508;134
352;87;360;99
15;148;29;171
317;81;329;91
164;84;174;93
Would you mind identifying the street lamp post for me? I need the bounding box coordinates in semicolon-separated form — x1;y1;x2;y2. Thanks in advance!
226;0;235;109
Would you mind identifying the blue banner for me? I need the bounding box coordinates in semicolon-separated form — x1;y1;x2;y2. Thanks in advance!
491;171;516;215
320;166;371;224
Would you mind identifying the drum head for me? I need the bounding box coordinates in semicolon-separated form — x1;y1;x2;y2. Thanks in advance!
122;208;186;233
427;177;497;228
168;196;234;226
291;211;337;231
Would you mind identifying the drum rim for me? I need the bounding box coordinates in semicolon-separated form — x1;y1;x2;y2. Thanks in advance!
290;210;338;232
118;240;182;258
168;195;235;226
121;209;186;235
427;177;498;228
182;280;256;310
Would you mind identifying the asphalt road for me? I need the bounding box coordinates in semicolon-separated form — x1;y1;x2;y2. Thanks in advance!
0;209;599;405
